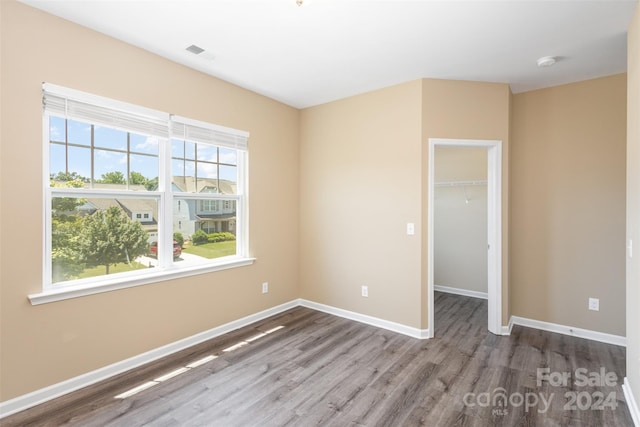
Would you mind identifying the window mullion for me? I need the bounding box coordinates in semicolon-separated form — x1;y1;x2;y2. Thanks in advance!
159;136;173;269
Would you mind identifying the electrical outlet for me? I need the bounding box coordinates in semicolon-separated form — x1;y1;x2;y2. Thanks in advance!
588;298;599;311
262;282;269;294
361;286;368;297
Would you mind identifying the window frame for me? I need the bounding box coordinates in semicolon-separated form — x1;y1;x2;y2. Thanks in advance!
32;84;253;305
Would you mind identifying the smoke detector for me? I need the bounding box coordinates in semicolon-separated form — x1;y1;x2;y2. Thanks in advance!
537;56;557;68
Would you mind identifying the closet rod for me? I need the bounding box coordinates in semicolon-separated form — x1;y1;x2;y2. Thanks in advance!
434;180;487;187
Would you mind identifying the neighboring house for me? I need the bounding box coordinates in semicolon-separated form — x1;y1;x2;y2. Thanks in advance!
57;178;236;242
76;185;159;242
171;176;237;236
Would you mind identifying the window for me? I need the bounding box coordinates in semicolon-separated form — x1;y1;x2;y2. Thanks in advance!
42;83;250;295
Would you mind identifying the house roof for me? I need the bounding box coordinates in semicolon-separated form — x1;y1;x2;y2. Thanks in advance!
196;214;236;221
171;176;237;195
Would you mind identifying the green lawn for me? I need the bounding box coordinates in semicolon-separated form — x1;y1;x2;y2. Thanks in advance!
78;261;149;279
182;240;236;259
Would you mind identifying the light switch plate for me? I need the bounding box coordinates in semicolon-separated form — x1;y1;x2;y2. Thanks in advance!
407;223;415;235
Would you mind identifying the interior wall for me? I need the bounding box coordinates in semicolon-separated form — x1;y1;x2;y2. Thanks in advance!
510;74;627;336
626;3;640;412
434;147;488;294
0;1;300;401
299;80;424;328
421;79;511;328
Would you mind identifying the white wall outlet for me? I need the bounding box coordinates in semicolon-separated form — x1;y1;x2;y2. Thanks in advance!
262;282;269;294
361;286;368;297
406;223;415;235
588;297;599;311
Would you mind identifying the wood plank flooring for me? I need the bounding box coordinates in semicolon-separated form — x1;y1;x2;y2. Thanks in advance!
1;292;633;426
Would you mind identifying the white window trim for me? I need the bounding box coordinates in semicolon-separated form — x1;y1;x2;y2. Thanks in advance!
29;257;256;305
38;84;252;305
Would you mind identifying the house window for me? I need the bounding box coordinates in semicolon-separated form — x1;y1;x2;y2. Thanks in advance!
42;83;249;294
199;200;219;212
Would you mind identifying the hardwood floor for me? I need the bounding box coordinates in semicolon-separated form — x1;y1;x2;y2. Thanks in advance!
2;292;633;426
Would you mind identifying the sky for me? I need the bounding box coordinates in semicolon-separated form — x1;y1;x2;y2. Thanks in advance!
49;117;238;184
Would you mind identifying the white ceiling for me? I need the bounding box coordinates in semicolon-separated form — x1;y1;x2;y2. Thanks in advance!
20;0;638;109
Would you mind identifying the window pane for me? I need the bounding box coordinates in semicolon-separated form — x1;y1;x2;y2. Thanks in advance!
219;165;237;194
130;154;158;191
171;160;196;192
175;198;237;265
67;146;91;180
49;116;66;143
172;140;196;160
67;119;91;146
197;144;217;162
94;150;127;185
185;141;196;160
49;143;66;181
130;134;159;155
219;147;237;165
197;162;217;180
50;196;157;283
94;126;127;151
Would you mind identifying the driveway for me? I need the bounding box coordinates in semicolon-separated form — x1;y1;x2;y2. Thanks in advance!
137;252;207;267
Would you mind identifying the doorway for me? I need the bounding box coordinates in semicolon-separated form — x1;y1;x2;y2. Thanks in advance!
427;138;502;337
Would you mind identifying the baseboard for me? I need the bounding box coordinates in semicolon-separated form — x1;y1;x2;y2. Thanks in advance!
499;316;514;336
0;299;299;419
509;316;626;347
434;284;488;300
299;299;430;339
3;300;626;419
623;378;640;427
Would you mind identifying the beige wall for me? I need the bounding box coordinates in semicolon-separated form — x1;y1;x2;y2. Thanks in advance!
0;0;634;408
422;79;511;327
299;79;510;332
299;80;424;328
0;1;300;401
626;4;640;413
511;74;627;336
434;147;488;294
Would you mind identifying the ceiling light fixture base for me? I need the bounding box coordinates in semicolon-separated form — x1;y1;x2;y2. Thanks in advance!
536;56;557;67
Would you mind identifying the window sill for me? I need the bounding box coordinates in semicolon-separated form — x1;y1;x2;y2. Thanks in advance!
28;257;256;305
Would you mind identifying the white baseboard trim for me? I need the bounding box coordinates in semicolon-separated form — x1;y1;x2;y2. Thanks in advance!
0;299;299;419
434;285;488;300
4;299;627;419
509;316;626;347
499;317;514;336
299;299;429;340
623;378;640;427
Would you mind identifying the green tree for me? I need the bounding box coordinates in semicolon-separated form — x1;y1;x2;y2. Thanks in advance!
99;171;126;184
50;179;86;282
80;206;149;275
51;216;85;282
50;171;89;182
144;176;159;191
129;171;148;186
50;179;85;213
173;232;184;247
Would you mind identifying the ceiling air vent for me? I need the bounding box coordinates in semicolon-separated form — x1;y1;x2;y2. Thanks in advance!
186;44;205;55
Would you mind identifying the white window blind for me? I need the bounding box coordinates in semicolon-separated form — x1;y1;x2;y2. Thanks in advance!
42;83;250;146
171;115;249;151
42;83;170;139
